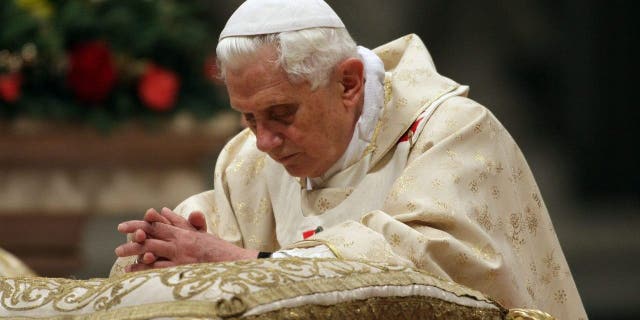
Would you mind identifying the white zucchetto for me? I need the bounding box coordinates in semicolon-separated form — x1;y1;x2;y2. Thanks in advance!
219;0;346;40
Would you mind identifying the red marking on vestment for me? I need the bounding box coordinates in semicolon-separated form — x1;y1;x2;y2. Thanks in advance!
398;117;423;143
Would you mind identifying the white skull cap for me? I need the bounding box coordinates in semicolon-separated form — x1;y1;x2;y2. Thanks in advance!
219;0;345;40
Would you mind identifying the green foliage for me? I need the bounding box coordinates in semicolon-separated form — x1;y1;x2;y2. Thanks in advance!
0;0;225;130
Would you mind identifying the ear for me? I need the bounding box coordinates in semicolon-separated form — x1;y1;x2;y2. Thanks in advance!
336;58;364;108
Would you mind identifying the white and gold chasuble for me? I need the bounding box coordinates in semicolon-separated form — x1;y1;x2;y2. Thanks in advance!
112;35;587;319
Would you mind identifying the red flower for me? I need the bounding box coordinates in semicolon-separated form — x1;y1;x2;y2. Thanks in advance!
0;73;22;103
67;41;117;103
138;64;180;111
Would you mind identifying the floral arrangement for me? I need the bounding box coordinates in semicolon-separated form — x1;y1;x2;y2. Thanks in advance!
0;0;224;130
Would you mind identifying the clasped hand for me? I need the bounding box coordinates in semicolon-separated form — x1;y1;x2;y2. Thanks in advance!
114;208;258;272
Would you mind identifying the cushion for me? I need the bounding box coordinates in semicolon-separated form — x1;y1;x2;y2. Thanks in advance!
0;258;552;319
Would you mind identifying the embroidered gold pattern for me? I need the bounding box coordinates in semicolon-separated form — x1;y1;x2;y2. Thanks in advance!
509;167;524;184
491;186;501;200
532;193;542;208
389;234;401;247
232;158;245;173
474;123;483;134
316;197;331;212
543;251;561;278
506;308;556;320
383;77;393;106
395;97;408;109
246;295;505;320
243;154;266;185
554;289;567;304
471;205;494;232
507;212;525;249
455;253;469;266
446;149;457;160
388;175;415;201
525;206;538;235
469;180;479;193
1;258;512;318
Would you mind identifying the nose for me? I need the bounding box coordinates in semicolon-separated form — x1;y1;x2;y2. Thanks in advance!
255;122;283;152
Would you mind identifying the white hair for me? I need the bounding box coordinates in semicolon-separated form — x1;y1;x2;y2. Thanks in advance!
216;27;358;90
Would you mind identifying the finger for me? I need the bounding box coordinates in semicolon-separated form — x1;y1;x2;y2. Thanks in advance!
128;263;154;273
152;260;177;269
115;242;146;258
144;208;172;225
159;207;196;230
143;238;177;260
118;220;153;234
188;211;207;232
142;252;157;264
147;219;185;240
133;229;147;243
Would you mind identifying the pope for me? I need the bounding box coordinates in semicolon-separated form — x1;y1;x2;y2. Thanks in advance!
114;0;587;318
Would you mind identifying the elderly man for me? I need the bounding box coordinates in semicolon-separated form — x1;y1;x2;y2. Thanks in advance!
114;0;586;318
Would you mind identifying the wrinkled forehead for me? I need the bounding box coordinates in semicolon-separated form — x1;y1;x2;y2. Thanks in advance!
224;61;300;112
219;42;280;74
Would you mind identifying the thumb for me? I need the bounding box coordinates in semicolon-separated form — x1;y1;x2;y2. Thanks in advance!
188;211;207;232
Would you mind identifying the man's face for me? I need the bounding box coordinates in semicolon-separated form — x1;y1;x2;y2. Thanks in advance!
225;48;358;178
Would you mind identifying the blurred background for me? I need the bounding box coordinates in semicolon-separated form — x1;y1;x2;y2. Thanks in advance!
1;1;637;319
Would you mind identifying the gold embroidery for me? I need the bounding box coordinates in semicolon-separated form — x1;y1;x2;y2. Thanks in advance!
455;253;469;266
246;296;505;320
543;251;561;278
431;178;442;190
232;158;245;173
554;289;567;304
446;149;457;160
506;308;555;320
491;186;501;200
243;154;266;185
421;141;433;153
469;180;479;193
532;193;542;208
507;212;526;249
407;247;420;267
509;167;524;184
495;162;504;174
395;97;408;109
525;206;538;235
2;259;506;318
435;201;448;211
406;202;417;212
471;205;494;232
316;197;331;212
526;283;536;300
474;123;483;134
388;175;415;201
258;198;270;215
383;77;393;106
445;119;458;129
474;152;486;164
389;234;401;247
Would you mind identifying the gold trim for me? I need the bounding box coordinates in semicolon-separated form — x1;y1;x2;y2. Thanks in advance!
240;296;505;320
506;308;556;320
233;259;500;313
0;301;217;320
0;258;507;319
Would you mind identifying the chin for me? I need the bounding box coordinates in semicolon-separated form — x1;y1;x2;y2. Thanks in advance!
283;163;324;178
283;166;311;178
